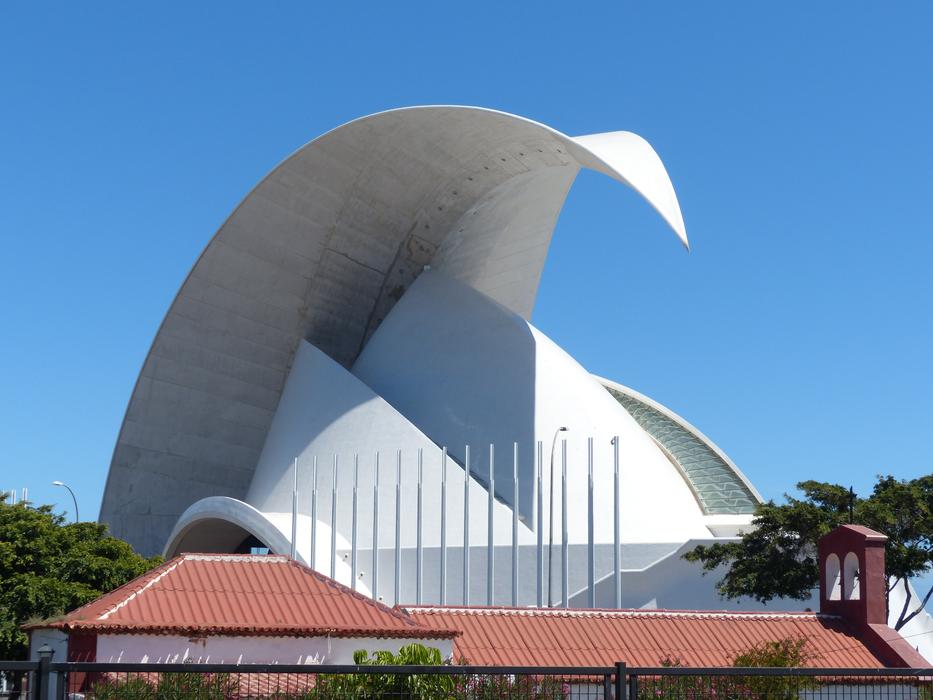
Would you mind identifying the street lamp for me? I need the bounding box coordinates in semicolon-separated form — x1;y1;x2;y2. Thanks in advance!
52;481;79;523
547;426;568;607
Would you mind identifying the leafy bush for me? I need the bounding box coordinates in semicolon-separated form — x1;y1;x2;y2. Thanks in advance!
309;643;568;700
88;672;238;700
642;638;814;700
312;643;455;699
730;637;815;699
86;676;155;700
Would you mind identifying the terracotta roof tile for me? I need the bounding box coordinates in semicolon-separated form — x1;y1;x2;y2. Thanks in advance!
406;607;889;668
32;554;454;639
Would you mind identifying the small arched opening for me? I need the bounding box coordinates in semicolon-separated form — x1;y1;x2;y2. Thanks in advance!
825;553;841;601
843;551;861;600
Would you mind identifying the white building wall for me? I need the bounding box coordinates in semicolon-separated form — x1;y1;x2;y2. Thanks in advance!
28;629;68;700
352;271;710;545
246;339;535;553
28;629;68;662
95;633;452;665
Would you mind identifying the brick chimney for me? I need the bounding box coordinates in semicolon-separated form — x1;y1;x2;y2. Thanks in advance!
818;524;927;667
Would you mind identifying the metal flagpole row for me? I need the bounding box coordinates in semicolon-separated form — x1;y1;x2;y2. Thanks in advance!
310;457;318;568
416;448;423;605
373;452;379;601
395;450;402;605
290;458;298;559
536;440;544;608
614;435;621;608
352;455;359;591
463;445;470;606
330;455;338;579
511;442;519;607
588;437;595;608
487;444;494;605
440;447;447;604
293;436;622;610
561;439;569;609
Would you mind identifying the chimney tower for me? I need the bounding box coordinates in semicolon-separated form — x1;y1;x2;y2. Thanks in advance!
818;524;927;667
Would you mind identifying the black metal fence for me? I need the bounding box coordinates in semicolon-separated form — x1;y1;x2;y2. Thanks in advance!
2;659;932;700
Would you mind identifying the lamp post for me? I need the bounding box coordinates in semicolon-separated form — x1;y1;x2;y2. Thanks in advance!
52;481;78;523
547;426;568;607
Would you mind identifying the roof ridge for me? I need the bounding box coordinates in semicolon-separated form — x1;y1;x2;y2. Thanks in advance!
51;556;183;623
179;553;290;562
56;620;459;639
284;557;423;629
406;606;831;620
98;557;186;620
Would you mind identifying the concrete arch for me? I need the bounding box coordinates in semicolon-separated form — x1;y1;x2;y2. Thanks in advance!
164;496;293;559
100;106;688;555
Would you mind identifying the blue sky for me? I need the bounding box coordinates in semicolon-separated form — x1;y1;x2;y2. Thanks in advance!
1;3;931;532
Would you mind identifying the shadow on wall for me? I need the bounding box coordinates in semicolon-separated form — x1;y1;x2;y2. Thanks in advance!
352;271;537;520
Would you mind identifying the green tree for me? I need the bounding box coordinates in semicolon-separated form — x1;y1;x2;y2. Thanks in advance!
0;498;161;659
683;476;933;630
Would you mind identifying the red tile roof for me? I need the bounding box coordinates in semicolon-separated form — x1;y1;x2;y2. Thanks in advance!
33;554;454;639
405;607;890;668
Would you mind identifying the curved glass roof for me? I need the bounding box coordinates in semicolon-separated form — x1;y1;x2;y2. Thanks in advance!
605;386;759;515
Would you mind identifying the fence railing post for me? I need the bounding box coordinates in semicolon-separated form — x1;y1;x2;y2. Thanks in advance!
35;645;52;700
615;661;627;700
603;672;612;700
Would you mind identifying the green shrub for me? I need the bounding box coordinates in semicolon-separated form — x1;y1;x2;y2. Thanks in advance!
88;672;238;700
730;637;815;700
311;643;455;699
85;644;572;700
309;643;568;700
86;676;155;700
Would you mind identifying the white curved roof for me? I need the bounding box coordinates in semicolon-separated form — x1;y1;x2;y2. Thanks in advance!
99;106;688;555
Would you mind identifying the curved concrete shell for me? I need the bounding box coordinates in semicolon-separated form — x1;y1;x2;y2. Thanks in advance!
100;106;689;555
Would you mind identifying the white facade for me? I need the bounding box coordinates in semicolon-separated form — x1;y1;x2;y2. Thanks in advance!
99;105;933;656
93;633;453;666
100;106;692;559
98;106;761;609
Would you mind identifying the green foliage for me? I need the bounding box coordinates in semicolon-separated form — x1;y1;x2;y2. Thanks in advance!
310;643;455;699
308;643;567;700
647;638;813;700
731;638;815;699
683;475;933;629
88;673;238;700
87;676;156;700
731;636;812;668
0;499;161;659
89;662;570;700
353;641;447;666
